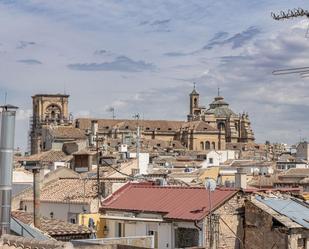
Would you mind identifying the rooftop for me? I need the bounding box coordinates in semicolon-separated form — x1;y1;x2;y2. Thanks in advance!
47;126;86;140
281;168;309;177
101;182;237;221
18;150;70;163
20;177;97;204
254;195;309;229
12;211;91;237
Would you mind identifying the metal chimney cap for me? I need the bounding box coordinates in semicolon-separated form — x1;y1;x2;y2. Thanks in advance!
0;104;19;111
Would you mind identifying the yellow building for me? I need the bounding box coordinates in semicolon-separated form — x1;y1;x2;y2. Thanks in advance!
79;213;106;238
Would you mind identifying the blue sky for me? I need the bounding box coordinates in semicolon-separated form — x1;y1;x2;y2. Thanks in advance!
0;0;308;150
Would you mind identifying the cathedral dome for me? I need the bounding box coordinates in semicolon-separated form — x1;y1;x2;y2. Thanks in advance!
205;96;236;118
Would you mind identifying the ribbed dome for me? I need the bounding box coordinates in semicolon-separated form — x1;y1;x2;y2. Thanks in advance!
205;96;237;118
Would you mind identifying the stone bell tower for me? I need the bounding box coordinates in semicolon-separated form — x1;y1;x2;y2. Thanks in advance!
187;84;202;121
30;94;71;154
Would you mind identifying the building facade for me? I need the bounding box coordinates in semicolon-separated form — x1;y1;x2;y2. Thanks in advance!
30;88;256;154
187;87;255;143
30;94;74;154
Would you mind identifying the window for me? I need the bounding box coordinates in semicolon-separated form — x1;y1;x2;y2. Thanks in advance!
205;141;210;150
193;98;198;107
168;128;172;131
146;127;150;131
297;238;306;248
131;168;140;175
157;128;161;131
209;158;213;164
125;126;129;129
200;141;204;150
116;223;125;237
212;142;216;150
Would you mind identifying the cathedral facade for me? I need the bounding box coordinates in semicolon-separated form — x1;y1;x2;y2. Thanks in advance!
187;87;255;144
30;88;255;154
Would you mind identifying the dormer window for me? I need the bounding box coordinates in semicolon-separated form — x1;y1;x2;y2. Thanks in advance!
157;128;161;131
125;126;129;129
168;128;172;131
105;126;109;129
146;127;150;131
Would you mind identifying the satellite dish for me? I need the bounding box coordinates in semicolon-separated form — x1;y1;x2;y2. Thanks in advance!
205;178;216;192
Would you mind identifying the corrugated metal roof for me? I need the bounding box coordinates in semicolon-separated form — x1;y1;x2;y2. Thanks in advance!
256;196;309;229
102;183;237;221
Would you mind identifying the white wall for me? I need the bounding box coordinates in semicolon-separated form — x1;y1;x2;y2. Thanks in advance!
128;152;150;175
104;211;201;248
201;150;237;168
158;223;172;249
21;201;91;223
13;171;33;183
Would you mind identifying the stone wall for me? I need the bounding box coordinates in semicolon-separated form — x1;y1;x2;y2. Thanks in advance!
244;200;287;249
210;193;245;249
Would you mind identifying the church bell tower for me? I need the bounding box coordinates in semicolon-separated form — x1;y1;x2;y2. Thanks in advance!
187;83;201;121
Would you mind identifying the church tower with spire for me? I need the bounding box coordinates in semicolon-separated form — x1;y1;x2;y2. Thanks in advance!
187;83;203;121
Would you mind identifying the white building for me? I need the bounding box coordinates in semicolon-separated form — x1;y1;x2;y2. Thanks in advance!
201;150;238;168
101;182;242;249
17;178;98;224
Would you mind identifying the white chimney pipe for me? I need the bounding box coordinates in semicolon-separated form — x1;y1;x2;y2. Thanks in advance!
0;105;18;235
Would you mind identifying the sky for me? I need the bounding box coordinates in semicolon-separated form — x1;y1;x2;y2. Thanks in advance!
0;0;308;151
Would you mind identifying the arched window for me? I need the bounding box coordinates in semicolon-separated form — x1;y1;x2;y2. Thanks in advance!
200;141;204;150
217;122;225;131
212;142;216;150
45;104;61;122
205;141;210;150
193;98;198;107
235;122;238;131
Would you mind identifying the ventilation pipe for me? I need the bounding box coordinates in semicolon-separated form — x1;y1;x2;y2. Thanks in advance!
0;105;18;235
235;167;247;189
90;120;98;146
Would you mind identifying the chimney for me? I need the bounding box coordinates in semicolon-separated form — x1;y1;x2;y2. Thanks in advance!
235;167;247;189
90;120;98;146
0;105;18;235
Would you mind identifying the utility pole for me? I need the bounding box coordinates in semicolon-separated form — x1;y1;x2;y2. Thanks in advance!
133;114;140;172
33;167;41;228
96;133;101;206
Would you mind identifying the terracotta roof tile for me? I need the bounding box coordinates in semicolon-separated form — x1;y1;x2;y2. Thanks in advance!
47;126;86;139
18;150;69;163
1;234;67;249
76;118;184;132
21;178;97;204
11;211;91;236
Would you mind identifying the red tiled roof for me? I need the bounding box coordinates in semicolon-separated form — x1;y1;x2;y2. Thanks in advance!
101;182;237;221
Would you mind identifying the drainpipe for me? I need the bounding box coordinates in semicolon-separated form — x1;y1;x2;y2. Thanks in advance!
0;105;18;235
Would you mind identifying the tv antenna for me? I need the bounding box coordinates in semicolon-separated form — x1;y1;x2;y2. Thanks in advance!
271;8;309;77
